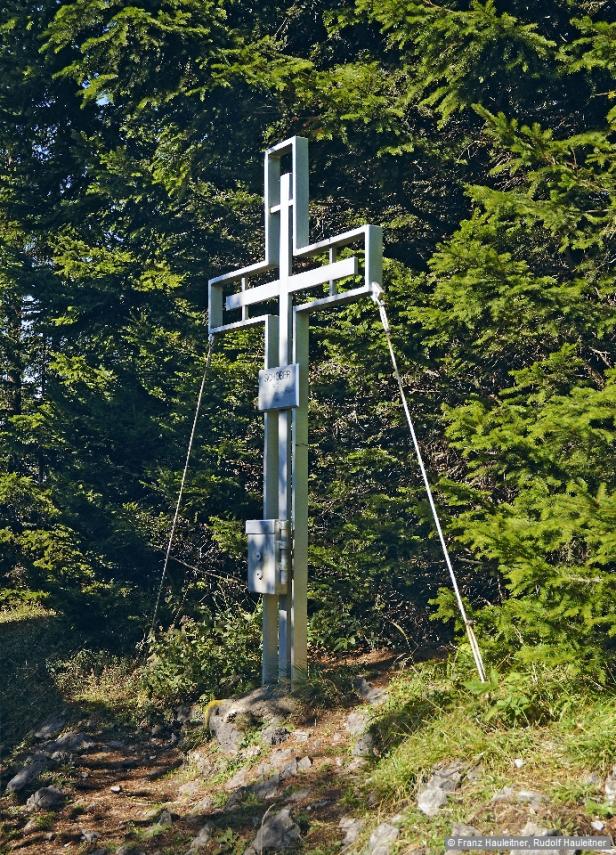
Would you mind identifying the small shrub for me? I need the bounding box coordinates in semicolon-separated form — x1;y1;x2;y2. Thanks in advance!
294;663;359;711
141;605;261;707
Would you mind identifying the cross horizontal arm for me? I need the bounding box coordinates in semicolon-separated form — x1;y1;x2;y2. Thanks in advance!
225;256;358;311
209;258;272;287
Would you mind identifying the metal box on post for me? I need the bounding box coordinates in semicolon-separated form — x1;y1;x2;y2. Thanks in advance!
246;519;290;595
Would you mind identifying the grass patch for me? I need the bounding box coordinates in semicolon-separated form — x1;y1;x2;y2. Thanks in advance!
0;605;75;749
361;658;616;853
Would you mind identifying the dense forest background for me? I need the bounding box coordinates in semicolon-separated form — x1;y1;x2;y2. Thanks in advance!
1;0;614;698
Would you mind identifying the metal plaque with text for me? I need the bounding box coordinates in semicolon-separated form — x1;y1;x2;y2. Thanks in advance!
258;363;300;411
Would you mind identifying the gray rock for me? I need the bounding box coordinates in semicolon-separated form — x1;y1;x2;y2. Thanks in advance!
225;766;251;791
208;701;245;755
175;704;191;724
604;765;616;805
209;687;298;756
242;744;262;760
268;747;293;767
340;816;364;847
293;730;310;742
430;761;465;793
355;678;388;706
223;686;298;722
262;724;290;746
157;809;173;826
34;713;67;741
353;732;375;758
188;822;213;852
492;787;546;809
248;807;301;852
417;761;465;816
297;756;312;772
50;731;95;752
26;786;65;811
346;710;369;736
591;820;605;832
50;749;73;764
81;830;100;843
252;773;281;800
366;822;399;855
116;847;145;855
280;758;299;779
451;822;480;836
187;795;214;816
5;753;48;793
417;784;448;817
186;746;213;775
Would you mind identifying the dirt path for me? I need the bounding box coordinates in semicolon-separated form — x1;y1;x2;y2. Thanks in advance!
1;659;393;854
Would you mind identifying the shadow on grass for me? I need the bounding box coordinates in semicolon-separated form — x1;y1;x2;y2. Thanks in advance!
0;609;81;754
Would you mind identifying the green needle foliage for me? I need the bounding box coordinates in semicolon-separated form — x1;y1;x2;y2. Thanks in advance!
0;0;614;683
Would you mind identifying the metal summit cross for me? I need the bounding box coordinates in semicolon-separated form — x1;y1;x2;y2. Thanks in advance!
208;136;383;687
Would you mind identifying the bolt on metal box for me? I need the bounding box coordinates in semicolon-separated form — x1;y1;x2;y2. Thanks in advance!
246;519;290;595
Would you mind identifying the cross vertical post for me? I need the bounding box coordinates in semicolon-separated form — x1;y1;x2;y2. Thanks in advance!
208;137;383;687
262;314;279;684
278;172;293;682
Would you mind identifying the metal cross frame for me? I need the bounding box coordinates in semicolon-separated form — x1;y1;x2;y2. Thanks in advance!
208;136;383;686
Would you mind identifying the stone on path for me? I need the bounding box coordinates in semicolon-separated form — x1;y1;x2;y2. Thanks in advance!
366;822;399;855
355;678;388;706
49;731;95;752
209;687;297;756
34;713;67;741
246;807;301;852
5;753;48;793
346;711;369;736
252;773;281;800
208;702;244;755
339;816;364;847
26;786;65;811
187;822;214;852
225;766;251;791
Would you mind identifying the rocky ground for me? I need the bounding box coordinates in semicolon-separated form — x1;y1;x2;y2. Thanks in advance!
1;654;615;855
0;657;396;855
